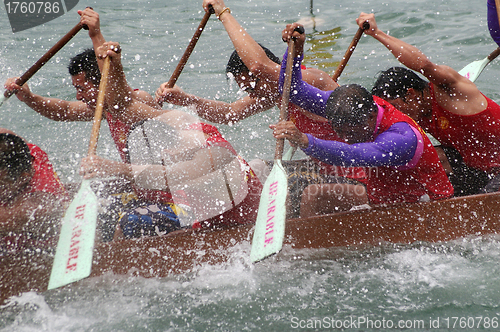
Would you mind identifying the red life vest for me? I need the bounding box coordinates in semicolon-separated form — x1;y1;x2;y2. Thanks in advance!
27;143;67;197
365;97;454;204
421;84;500;174
106;112;130;163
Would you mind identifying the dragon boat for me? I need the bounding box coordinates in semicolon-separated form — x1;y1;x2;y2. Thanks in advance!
2;189;500;305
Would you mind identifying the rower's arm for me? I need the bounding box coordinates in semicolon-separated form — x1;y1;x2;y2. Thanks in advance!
304;122;418;167
28;97;95;121
302;67;339;91
0;192;64;235
155;82;276;124
187;94;276;124
358;13;459;86
204;0;281;81
79;8;106;58
163;146;235;187
4;76;96;121
78;8;107;73
358;12;487;114
279;48;331;117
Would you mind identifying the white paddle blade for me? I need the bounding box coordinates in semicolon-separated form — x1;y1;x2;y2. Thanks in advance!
250;160;288;263
458;57;490;82
282;146;297;161
0;94;6;108
48;179;98;290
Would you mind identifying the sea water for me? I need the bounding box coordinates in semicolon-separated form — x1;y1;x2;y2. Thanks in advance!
1;0;500;330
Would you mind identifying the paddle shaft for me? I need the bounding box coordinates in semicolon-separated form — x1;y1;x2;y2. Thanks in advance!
87;57;111;156
165;6;214;89
331;21;370;82
48;53;110;290
275;40;296;160
3;22;84;99
488;47;500;61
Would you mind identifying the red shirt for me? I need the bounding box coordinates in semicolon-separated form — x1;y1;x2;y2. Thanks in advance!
422;84;500;174
27;143;67;198
106;112;131;163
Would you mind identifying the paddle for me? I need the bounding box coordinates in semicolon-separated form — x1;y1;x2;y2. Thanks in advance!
458;47;500;82
332;21;370;82
0;22;84;108
282;146;297;161
158;5;214;106
459;1;500;82
48;57;111;290
250;40;296;263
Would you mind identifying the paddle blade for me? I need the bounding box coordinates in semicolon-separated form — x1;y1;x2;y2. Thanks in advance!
0;94;6;108
48;179;98;290
282;146;297;161
250;160;288;263
458;57;490;82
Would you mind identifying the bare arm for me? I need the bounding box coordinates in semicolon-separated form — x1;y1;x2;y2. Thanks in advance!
155;71;334;125
0;192;64;236
97;41;160;115
358;12;487;115
81;145;235;188
95;42;165;125
357;13;456;85
3;77;95;121
82;10;158;109
203;0;281;81
79;8;106;60
156;82;276;124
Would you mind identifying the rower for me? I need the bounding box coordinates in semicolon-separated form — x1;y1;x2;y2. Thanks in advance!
357;12;500;196
155;0;366;218
3;8;160;241
0;128;68;247
79;42;262;240
274;24;453;218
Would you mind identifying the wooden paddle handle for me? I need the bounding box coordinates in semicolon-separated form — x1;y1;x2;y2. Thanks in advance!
488;47;500;61
275;40;295;160
331;21;370;82
165;6;215;89
3;22;84;99
87;57;111;157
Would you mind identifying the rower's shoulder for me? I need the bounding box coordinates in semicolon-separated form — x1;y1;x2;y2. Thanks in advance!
302;67;339;90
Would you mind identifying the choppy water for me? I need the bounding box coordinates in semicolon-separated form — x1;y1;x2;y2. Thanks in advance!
1;0;500;330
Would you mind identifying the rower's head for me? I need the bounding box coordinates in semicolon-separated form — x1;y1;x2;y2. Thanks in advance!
325;84;378;144
226;44;281;97
69;49;101;108
0;133;33;203
372;66;429;122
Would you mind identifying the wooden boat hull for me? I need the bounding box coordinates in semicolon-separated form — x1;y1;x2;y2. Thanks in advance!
2;192;500;304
